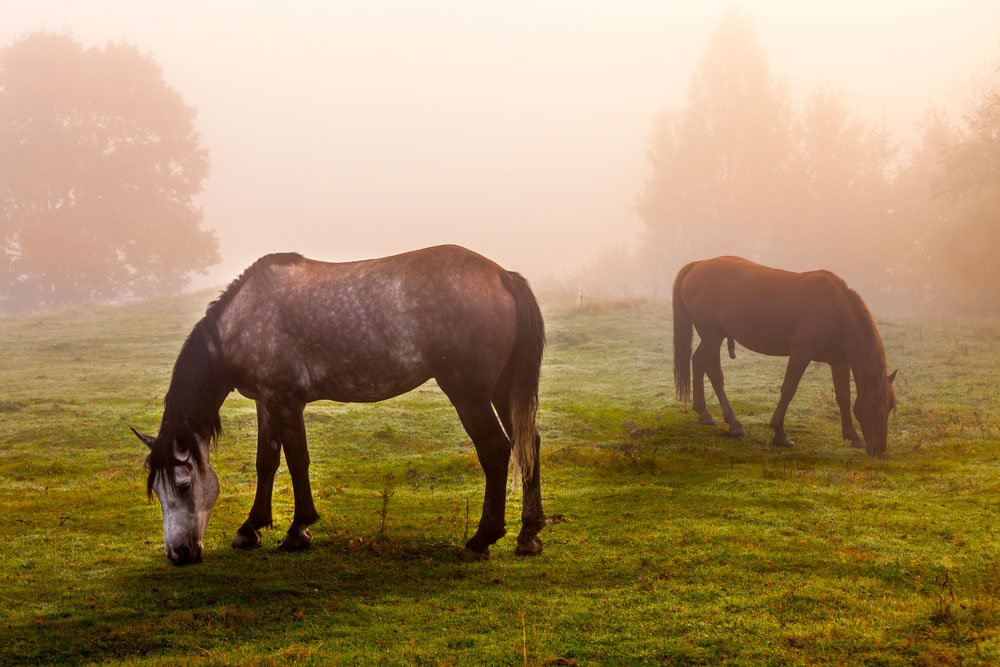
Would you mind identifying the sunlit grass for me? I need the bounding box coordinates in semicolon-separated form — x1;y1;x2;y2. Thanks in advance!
1;292;999;664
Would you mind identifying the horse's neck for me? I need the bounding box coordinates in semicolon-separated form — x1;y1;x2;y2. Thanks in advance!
845;315;886;394
163;320;232;435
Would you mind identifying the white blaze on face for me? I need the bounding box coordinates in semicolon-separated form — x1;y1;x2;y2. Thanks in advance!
151;437;220;563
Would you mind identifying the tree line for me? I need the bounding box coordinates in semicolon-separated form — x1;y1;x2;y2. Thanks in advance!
2;19;998;315
629;10;1000;315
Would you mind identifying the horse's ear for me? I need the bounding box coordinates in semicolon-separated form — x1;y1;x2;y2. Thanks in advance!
888;369;898;384
131;427;156;449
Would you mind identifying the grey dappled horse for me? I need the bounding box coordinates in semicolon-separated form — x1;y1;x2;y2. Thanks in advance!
133;245;545;565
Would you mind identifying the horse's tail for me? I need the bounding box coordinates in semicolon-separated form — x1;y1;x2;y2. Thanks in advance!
499;271;545;480
673;262;696;404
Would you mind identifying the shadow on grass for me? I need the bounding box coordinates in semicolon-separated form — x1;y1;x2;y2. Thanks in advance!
2;533;491;664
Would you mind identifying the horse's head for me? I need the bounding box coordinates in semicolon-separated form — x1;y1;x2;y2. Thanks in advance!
133;426;219;565
854;369;897;456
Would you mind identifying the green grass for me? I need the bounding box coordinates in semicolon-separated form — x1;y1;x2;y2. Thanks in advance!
2;292;999;665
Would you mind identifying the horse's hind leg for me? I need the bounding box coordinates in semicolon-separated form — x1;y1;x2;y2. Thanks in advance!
446;391;513;561
494;394;544;557
691;343;717;426
831;362;863;447
232;402;284;549
515;432;544;556
703;337;746;437
769;353;810;447
269;402;318;551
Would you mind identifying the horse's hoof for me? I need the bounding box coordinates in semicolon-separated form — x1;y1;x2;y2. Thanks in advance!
278;528;312;551
849;438;866;449
458;547;489;562
728;425;747;438
230;529;262;550
771;437;795;448
698;415;717;426
515;535;543;557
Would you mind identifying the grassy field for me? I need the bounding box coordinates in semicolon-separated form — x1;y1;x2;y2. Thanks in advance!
1;291;999;665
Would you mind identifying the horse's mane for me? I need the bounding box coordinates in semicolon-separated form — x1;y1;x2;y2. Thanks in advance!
843;285;888;388
146;319;225;496
146;252;305;496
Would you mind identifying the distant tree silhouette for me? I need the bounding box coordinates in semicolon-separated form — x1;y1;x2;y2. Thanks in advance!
0;33;218;312
636;10;903;308
938;83;1000;310
794;83;898;299
884;79;1000;314
636;9;796;281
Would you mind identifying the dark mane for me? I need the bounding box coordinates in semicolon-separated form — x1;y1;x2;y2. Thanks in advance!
844;286;888;387
146;252;305;497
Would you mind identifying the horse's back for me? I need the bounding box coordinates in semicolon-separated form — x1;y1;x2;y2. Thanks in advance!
678;256;852;357
218;245;518;402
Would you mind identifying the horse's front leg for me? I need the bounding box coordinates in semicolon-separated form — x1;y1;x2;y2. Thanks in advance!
270;402;318;551
770;353;811;447
232;402;282;549
831;362;863;447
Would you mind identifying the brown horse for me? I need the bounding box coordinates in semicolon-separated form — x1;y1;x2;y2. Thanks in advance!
133;245;545;564
673;256;896;455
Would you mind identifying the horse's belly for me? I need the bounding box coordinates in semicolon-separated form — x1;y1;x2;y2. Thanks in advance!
736;337;791;357
725;323;794;357
309;370;432;403
232;354;432;405
300;356;432;403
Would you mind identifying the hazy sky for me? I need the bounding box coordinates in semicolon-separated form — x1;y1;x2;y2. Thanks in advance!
4;1;998;286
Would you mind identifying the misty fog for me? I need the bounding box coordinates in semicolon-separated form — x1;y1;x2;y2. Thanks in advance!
2;1;999;312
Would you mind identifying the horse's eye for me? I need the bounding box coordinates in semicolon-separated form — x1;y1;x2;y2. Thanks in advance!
177;482;191;494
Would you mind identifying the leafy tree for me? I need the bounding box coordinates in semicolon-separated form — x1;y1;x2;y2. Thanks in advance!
636;10;903;307
891;79;1000;314
796;84;897;300
0;33;217;312
636;9;796;281
890;110;963;309
938;82;1000;309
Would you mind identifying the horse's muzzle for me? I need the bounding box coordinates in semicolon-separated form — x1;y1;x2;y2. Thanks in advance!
168;544;203;566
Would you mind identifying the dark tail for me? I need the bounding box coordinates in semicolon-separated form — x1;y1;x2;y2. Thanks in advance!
673;262;696;404
500;271;545;479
